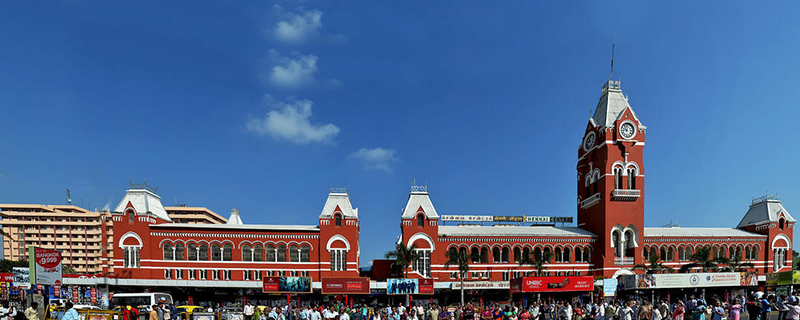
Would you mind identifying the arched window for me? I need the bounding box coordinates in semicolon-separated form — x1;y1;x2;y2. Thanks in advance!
780;218;785;230
335;214;342;226
745;246;752;260
471;247;480;263
211;244;221;261
660;247;667;261
449;247;457;257
128;211;135;223
513;247;521;263
266;244;276;262
460;247;468;259
614;167;623;190
502;247;510;263
163;243;174;260
188;243;197;261
223;244;232;261
554;248;563;263
643;247;649;259
585;177;591;198
534;247;543;260
199;243;209;261
752;245;759;260
575;247;583;263
175;243;185;260
649;247;658;260
492;247;501;263
290;245;300;262
613;231;621;257
417;214;424;227
277;244;287;262
583;247;590;262
592;173;599;194
243;245;253;262
523;247;531;261
480;247;489;263
254;244;264;261
627;167;637;189
563;247;571;263
301;245;310;262
667;246;675;262
719;246;727;259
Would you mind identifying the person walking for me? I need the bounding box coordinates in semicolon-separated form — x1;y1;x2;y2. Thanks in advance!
761;296;773;320
62;302;79;320
639;300;653;320
23;302;38;320
150;306;160;320
672;301;685;320
729;300;742;320
245;302;256;320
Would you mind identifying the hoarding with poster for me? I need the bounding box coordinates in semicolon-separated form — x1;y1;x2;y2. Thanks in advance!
510;276;594;293
28;246;62;285
12;267;30;289
387;278;434;295
321;278;370;294
635;272;741;289
0;273;13;283
262;277;311;293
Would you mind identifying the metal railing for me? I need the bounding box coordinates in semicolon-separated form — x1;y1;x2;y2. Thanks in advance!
614;257;634;265
612;189;641;200
580;193;601;209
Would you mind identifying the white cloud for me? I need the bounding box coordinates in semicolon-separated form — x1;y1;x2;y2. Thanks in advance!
349;148;399;172
272;6;348;45
246;96;340;145
267;50;319;89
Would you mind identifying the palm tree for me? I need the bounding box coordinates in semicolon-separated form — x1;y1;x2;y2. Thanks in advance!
632;254;674;274
444;249;477;306
519;250;552;276
679;246;722;273
384;243;421;304
718;255;755;272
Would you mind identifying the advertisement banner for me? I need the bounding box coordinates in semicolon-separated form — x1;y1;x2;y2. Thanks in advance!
72;286;78;302
510;276;594;293
321;278;370;295
602;279;618;297
636;273;741;289
262;277;311;293
741;272;759;286
451;281;509;290
91;288;97;304
0;273;13;283
12;268;30;289
29;247;62;285
386;279;434;295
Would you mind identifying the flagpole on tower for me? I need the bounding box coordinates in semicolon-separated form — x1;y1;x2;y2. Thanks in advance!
610;42;615;81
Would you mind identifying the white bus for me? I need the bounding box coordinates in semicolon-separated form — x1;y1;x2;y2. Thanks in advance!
110;293;174;312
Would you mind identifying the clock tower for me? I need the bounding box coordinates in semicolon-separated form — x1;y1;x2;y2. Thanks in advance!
577;80;646;277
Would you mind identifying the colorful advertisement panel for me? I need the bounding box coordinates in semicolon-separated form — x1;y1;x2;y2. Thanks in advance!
741;272;758;286
635;273;741;289
29;247;62;285
387;278;434;295
262;277;312;293
602;279;618;297
12;267;30;289
0;273;13;283
321;278;370;295
510;276;594;293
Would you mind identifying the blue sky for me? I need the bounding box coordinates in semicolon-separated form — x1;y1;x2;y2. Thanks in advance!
1;2;799;264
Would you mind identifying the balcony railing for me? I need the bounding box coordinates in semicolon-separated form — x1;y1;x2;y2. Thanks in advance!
612;189;641;200
614;257;634;265
580;193;601;209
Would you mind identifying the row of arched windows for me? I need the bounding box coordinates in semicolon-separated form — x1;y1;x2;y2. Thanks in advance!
163;242;312;262
448;245;591;264
643;244;760;262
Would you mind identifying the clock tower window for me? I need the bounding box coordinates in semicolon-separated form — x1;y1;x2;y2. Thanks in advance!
627;167;637;189
614;167;623;189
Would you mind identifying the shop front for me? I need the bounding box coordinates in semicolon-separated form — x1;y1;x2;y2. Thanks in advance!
618;272;759;303
510;276;595;305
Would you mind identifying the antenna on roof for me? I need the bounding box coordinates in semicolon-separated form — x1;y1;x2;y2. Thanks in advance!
66;189;72;205
609;41;615;81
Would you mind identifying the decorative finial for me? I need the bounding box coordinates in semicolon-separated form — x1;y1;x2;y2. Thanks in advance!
610;42;615;81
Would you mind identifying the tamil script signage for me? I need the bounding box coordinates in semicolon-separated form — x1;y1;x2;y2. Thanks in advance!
627;272;742;289
510;276;594;293
451;281;509;290
321;278;370;295
440;215;573;223
262;276;312;293
29;247;62;285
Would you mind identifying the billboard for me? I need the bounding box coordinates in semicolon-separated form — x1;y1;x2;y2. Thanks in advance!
510;276;594;293
29;247;62;285
12;267;30;289
602;279;618;297
633;273;742;289
262;277;311;293
321;278;370;295
387;278;434;295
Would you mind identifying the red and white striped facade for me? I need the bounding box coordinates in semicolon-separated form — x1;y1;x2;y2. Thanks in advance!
398;79;795;283
108;187;360;287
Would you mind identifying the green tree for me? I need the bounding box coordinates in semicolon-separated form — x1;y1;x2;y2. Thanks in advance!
519;250;552;276
384;243;421;305
679;246;724;273
62;265;77;274
633;255;674;274
793;250;799;270
0;259;29;273
717;255;755;272
444;248;478;306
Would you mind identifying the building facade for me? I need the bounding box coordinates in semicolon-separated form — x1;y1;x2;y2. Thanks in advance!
397;79;795;282
108;186;360;287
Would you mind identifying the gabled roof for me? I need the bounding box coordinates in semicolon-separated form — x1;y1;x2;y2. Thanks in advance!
737;198;796;228
591;80;645;129
644;227;766;238
113;188;172;222
438;226;596;237
319;191;358;219
401;189;438;219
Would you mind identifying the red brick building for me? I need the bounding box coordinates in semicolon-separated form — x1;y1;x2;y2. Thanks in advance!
397;80;795;285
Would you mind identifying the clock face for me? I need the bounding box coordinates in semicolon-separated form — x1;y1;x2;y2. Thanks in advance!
583;132;596;151
620;122;636;139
